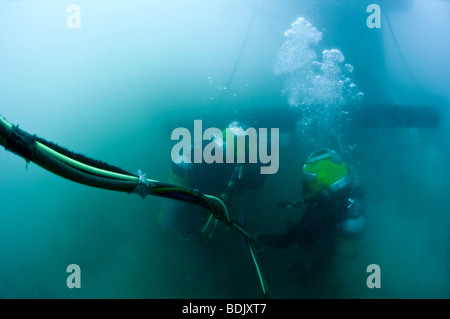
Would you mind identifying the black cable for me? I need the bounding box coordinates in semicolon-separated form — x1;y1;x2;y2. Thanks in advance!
0;115;270;298
216;0;258;108
383;8;419;89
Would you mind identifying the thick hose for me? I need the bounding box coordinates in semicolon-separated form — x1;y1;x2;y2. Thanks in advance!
0;115;269;297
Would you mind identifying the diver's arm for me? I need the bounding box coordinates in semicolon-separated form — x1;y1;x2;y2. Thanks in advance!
220;164;243;203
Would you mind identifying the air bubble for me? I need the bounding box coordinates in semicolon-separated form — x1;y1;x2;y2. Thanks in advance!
274;16;365;148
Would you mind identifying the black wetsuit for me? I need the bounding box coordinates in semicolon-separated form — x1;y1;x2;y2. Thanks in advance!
258;186;362;274
160;155;266;240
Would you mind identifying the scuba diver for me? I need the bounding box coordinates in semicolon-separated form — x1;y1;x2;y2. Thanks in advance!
256;148;365;277
159;121;266;242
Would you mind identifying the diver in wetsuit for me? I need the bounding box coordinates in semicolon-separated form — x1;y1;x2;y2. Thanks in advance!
159;121;266;241
257;148;365;276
